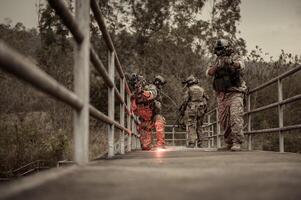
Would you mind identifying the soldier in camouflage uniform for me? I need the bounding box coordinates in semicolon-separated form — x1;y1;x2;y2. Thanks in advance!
182;75;208;148
206;39;247;151
130;74;166;150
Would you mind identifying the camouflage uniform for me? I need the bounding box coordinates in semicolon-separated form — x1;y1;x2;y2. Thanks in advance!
182;76;207;147
206;39;247;150
131;76;166;150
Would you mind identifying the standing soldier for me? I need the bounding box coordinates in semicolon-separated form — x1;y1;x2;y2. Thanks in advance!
129;74;167;150
181;75;208;148
206;39;247;151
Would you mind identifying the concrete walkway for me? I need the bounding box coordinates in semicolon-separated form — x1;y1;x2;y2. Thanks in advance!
2;147;301;200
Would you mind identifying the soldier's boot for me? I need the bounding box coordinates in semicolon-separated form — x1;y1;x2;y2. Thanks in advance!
155;117;166;148
140;129;152;151
196;140;202;148
230;143;242;151
217;143;233;151
187;142;195;148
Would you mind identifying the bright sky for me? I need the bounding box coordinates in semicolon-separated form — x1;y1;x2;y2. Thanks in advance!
0;0;300;58
239;0;301;58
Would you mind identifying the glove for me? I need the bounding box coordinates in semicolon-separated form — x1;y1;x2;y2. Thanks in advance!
142;91;153;100
223;57;234;65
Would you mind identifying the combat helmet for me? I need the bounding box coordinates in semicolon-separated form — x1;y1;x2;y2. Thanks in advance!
182;75;198;86
153;75;166;86
153;75;166;89
214;39;231;56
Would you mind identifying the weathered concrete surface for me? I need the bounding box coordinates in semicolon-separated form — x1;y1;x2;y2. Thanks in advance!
2;147;301;200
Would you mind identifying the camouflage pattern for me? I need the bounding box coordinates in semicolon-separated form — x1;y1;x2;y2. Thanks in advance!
183;84;207;146
206;52;247;146
131;82;165;150
217;92;244;144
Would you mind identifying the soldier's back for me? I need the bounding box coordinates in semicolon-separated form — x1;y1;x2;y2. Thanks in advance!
188;85;204;102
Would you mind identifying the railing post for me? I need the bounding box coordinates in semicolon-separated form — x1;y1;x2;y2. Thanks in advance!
247;93;252;151
131;118;136;150
73;0;90;165
136;133;139;149
127;95;132;152
172;126;175;146
120;78;125;154
208;115;211;148
108;51;115;158
185;124;189;147
278;79;284;153
216;109;221;148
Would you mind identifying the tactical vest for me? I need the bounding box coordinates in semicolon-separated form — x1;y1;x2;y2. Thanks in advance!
188;85;204;102
213;65;241;92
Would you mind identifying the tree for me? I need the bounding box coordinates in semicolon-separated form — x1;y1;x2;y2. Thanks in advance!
208;0;246;55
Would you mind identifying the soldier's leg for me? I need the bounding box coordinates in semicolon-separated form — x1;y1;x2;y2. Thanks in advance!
196;114;204;147
154;114;166;147
229;93;245;149
139;121;153;150
217;94;233;146
187;116;198;147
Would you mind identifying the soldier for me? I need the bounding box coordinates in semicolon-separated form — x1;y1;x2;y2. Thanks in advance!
206;39;247;151
129;74;166;150
181;75;208;148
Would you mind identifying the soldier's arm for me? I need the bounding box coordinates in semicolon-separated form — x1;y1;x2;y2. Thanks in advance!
232;55;245;70
206;58;221;77
206;66;219;76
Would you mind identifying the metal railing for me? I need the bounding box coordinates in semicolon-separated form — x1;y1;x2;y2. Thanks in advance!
161;125;188;146
201;65;301;152
245;65;301;152
0;0;140;165
0;160;51;180
201;108;221;148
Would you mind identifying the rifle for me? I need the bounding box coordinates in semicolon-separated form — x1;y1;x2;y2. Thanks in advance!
173;99;189;129
129;74;144;99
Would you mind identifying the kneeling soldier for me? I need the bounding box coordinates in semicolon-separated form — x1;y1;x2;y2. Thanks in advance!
130;74;166;150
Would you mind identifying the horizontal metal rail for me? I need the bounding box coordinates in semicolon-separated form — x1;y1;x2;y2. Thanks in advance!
245;124;301;134
48;0;84;44
162;125;188;146
87;93;133;135
90;0;125;79
0;0;141;168
1;160;51;179
245;93;301;115
164;132;187;134
200;108;221;148
90;47;113;88
165;139;187;141
0;41;83;111
247;65;301;152
47;0;130;110
202;122;217;128
249;65;301;94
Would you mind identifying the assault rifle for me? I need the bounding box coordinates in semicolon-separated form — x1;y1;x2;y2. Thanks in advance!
173;99;189;129
129;74;144;97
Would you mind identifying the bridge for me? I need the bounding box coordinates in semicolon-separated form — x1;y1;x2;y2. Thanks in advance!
0;0;301;199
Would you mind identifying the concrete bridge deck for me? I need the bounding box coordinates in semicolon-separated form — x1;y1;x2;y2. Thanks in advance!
1;147;301;200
